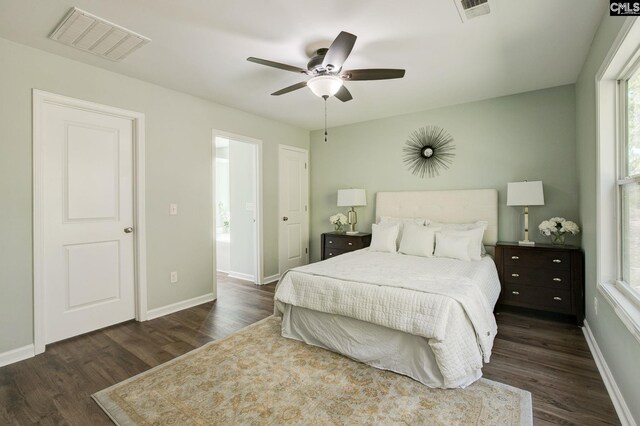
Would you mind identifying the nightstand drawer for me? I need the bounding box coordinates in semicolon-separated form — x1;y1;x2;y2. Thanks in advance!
323;248;349;258
324;236;363;250
503;248;570;270
503;266;571;290
503;284;572;314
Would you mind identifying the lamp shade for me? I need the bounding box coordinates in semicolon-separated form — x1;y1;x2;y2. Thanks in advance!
337;189;367;207
506;181;544;206
307;75;343;98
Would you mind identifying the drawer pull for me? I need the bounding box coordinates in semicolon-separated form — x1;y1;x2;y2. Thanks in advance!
328;252;333;256
553;296;562;301
511;273;520;277
552;259;562;263
553;278;562;282
511;291;520;295
328;240;333;244
348;242;353;246
511;256;520;260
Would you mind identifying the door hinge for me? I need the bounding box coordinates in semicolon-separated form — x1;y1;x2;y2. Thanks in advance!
305;205;307;212
305;248;308;254
304;162;307;169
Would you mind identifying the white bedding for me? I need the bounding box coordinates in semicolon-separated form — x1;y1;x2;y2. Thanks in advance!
274;249;501;387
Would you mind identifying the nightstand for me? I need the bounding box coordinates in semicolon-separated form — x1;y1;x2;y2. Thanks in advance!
321;232;372;260
495;241;584;325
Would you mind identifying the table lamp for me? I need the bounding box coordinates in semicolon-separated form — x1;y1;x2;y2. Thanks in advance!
507;181;544;246
337;189;367;235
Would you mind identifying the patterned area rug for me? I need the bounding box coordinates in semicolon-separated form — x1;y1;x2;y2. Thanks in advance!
93;316;532;425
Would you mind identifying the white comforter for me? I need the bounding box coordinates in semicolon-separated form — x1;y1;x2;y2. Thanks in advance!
274;249;501;387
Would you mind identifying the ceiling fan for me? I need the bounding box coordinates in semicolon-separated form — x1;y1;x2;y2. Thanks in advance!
247;31;406;102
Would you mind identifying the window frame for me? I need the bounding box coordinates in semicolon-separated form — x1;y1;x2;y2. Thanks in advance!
616;61;640;307
594;17;640;349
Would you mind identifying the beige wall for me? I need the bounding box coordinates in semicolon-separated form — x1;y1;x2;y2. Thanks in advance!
0;37;308;353
576;14;640;423
309;85;578;262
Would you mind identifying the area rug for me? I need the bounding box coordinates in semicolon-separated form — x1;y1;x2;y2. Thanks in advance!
93;316;532;425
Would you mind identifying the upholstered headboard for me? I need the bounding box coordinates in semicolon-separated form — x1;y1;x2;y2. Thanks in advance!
375;189;498;247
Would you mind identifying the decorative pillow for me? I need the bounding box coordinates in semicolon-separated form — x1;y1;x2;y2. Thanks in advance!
444;228;484;261
399;223;439;257
379;216;428;249
369;223;400;253
428;220;488;256
434;233;472;261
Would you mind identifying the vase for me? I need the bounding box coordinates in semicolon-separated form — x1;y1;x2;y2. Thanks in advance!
334;223;344;232
550;233;566;245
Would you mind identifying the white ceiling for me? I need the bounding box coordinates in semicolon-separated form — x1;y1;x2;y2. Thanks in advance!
0;0;605;130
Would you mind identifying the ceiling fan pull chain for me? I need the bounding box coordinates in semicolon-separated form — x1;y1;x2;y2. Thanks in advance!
324;95;328;142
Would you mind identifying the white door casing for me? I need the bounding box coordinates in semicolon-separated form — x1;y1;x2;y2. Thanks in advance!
278;145;309;274
212;129;263;285
33;90;147;353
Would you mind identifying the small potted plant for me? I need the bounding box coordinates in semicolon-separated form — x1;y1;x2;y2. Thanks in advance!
329;213;348;233
538;217;580;245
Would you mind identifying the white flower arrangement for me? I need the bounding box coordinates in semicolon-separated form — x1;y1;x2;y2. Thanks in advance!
538;217;580;237
329;213;348;226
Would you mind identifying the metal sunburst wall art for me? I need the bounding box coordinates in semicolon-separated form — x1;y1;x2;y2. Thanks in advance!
402;126;456;178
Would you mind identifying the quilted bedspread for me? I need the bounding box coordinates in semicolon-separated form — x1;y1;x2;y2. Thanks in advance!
274;249;501;386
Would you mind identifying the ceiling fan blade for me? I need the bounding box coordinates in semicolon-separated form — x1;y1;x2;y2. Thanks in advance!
271;81;308;96
247;57;308;74
341;69;406;81
335;85;353;102
322;31;357;71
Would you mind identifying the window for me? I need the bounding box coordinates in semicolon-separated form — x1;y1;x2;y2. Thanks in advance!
620;67;640;294
596;19;640;344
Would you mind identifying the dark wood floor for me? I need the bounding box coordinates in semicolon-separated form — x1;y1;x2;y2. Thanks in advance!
0;274;619;425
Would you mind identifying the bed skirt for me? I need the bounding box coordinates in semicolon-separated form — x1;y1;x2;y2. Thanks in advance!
280;303;482;389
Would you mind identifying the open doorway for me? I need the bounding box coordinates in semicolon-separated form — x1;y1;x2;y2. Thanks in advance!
213;131;262;285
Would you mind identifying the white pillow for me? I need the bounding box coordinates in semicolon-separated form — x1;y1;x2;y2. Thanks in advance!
399;223;439;257
428;221;488;256
445;228;484;261
434;233;471;261
369;223;400;253
379;216;427;249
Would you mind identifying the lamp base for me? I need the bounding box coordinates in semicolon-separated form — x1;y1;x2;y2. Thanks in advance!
518;240;535;246
347;207;357;234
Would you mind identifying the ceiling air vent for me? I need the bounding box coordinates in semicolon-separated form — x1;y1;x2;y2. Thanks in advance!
49;7;151;61
454;0;491;23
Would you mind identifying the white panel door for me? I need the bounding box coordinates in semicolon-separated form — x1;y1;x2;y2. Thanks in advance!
279;146;309;273
42;102;135;345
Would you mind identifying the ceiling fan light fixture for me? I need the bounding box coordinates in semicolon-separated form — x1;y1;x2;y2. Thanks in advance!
307;75;343;98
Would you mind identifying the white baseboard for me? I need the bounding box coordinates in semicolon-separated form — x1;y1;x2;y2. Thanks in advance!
262;273;280;285
583;320;637;426
228;271;256;283
0;344;35;368
146;293;215;321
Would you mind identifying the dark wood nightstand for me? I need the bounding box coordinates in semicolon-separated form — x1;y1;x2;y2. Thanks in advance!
321;232;372;260
495;241;584;325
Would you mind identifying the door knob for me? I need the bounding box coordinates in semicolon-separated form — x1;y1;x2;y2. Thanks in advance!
282;217;289;221
124;227;134;233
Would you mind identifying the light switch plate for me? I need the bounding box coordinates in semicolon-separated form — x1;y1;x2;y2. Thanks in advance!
170;271;178;283
170;203;178;215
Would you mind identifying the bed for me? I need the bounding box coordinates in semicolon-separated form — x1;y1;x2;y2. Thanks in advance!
274;189;500;389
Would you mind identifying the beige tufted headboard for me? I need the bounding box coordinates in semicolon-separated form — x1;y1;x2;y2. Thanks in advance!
375;189;499;247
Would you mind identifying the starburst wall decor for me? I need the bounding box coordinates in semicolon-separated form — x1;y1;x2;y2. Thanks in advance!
402;126;455;178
